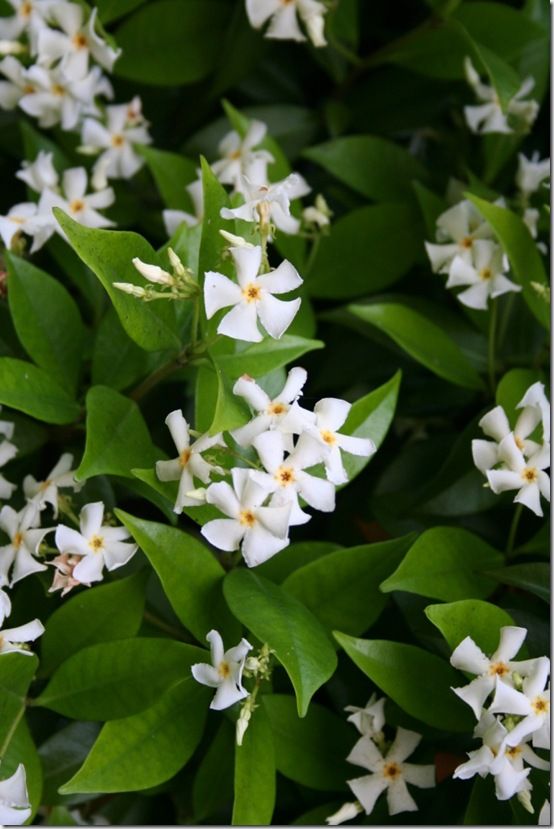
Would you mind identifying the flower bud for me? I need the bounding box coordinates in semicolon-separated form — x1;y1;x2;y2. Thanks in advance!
219;230;254;248
325;801;363;825
132;258;175;286
167;247;186;276
113;282;147;298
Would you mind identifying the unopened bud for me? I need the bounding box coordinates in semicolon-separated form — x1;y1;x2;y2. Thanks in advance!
326;801;363;825
167;247;186;276
132;258;174;286
517;789;534;815
236;705;252;747
0;40;26;55
219;229;254;249
184;487;207;503
245;656;260;672
113;282;147;298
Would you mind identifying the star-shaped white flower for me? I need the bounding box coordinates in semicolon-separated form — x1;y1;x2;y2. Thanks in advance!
54;501;137;584
16;149;59;193
0;439;17;500
212;119;274;190
0;55;35;110
446;240;520;310
284;397;375;485
251;430;335;525
231;366;311;449
221;172;310;235
18;64;112;130
347;728;435;816
0;763;32;826
464;57;539;134
345;693;386;739
0;503;49;586
486;434;550;517
0;617;44;655
41;166;115;233
155;410;225;513
245;0;328;47
516;152;550;197
450;626;538;719
191;629;252;710
204;245;302;342
425;199;494;275
0;0;54;50
489;656;550;750
81;97;152;181
23;452;80;516
0;200;55;252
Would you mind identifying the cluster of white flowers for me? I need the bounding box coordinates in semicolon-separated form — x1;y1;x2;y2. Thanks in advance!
463;57;539;135
472;381;550;517
326;694;435;824
425;199;521;310
451;626;550;811
0;0;152;254
244;0;328;48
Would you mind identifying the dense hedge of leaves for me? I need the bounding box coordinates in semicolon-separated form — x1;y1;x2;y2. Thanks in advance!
0;0;549;825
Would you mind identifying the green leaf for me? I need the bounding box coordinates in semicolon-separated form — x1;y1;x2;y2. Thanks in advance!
91;307;151;391
54;211;181;352
76;386;160;481
334;632;473;732
380;527;504;601
139;145;197;209
40;571;147;676
6;254;85;394
223;570;337;717
95;0;146;24
116;510;239;643
257;541;342;584
39;721;100;806
262;695;351;791
304;136;428;201
348;303;484;389
0;653;38;751
306;205;421;299
206;360;251;435
198;157;230;283
496;368;545;426
467;195;550;330
425;599;515;654
60;679;209;794
413;181;448;237
232;706;275;826
283;535;415;635
36;638;205;720
486;563;549;603
114;0;230;86
215;335;324;379
0;358;80;424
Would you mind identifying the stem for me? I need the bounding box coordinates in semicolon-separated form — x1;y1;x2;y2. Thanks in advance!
0;702;25;757
506;504;523;557
143;610;193;642
129;352;187;402
191;296;200;348
305;234;321;275
487;300;498;394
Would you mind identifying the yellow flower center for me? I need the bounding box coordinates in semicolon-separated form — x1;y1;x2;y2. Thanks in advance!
275;466;295;487
268;402;287;416
479;267;492;281
89;534;104;553
12;531;24;550
531;695;549;714
21;1;32;18
320;429;336;445
383;761;401;780
72;32;88;49
111;133;125;147
242;283;261;303
52;83;65;96
179;448;191;468
505;745;522;759
521;467;538;483
239;509;256;527
514;435;524;450
69;199;85;214
460;236;473;249
488;661;510;677
218;660;231;679
22;84;35;94
39;478;52;492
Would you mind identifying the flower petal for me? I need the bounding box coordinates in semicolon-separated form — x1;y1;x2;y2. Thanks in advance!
204;271;242;319
201;518;244;552
347;774;388;816
493;626;527;662
165;409;190;453
241;522;289;567
388;728;421;762
257;293;300;339
80;502;105;538
256;259;302;294
386;778;418;815
218;301;262;342
450;636;490;675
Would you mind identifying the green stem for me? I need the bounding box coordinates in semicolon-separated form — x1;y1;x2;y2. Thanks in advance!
487;300;498;394
129;351;187;402
506;503;523;557
143;610;193;642
0;702;25;757
305;234;321;275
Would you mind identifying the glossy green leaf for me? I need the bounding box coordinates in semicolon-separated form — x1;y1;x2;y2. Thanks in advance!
262;695;351;791
348;303;484;389
36;638;205;720
76;385;160;481
60;679;209;794
425;599;515;654
39;721;100;806
257;541;342;584
304;135;428;201
96;0;146;24
6;253;85;393
215;335;324;379
467;195;550;330
116;510;239;642
139;145;197;209
0;653;38;750
306;205;421;299
232;706;275;826
198;157;231;284
207;360;251;435
55;211;181;351
334;632;473;731
224;570;337;716
0;358;80;424
486;563;549;602
192;720;235;821
91;307;150;391
40;571;147;676
283;535;415;635
380;527;504;601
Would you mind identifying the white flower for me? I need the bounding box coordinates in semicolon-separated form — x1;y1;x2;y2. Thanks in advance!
345;694;386;738
204;245;302;342
221;173;310;235
518;381;550;443
201;467;291;567
251;430;335;525
36;3;120;79
0;617;44;655
347;728;435;816
0;503;49;586
54;501;137;584
40;166;115;233
0;0;54;50
245;0;328;47
191;629;252;710
155;410;225;513
516;152;550;197
486;434;550;517
303;194;332;228
0;589;11;625
464;57;539;134
450;626;539;719
212;119;274;189
283;397;375;485
489;656;550;750
325;801;363;825
0;763;32;825
0;200;55;252
425;199;494;275
0;55;34;110
446;240;521;310
18;63;112;130
81;97;151;181
0;407;14;441
23;452;79;516
230;367;312;449
16;149;59;192
163;175;204;235
0;439;17;500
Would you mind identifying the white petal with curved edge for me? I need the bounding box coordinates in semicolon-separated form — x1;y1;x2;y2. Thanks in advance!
210;678;248;710
453;745;495;780
323;446;348;485
256;503;291;538
11;546;47;585
201;518;244;552
452;675;494;719
231;245;262;287
280;366;308;403
314;397;351;431
450;635;489;674
514;481;542;516
486;469;523;494
245;0;281;29
256;259;302;294
424;242;459;273
493;626;527;662
490;274;522;298
401;763;435;788
204;271;242;318
253;430;285;473
205;480;241;517
489;681;531;717
2;618;44;644
265;2;305;40
446;256;478;288
347;774;388;815
456;282;491;310
522;656;550;697
72;553;105;584
191;662;220;688
233;375;271;412
346;735;383;771
241;522;289;567
62;167;88;201
103;540;137;571
472;439;498;472
257;293;300;339
80;501;105;538
156;458;182;482
206;629;224;666
494;763;530;800
218;301;262;342
387;778;418;815
387;728;421;762
337;433;375;457
165;409;190;453
175;467;199;510
296;470;335;512
231;414;272;448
